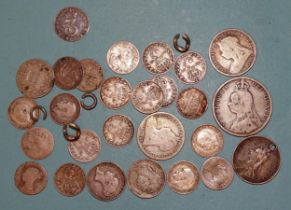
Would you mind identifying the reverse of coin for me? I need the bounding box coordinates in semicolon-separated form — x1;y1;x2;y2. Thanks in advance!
153;75;177;107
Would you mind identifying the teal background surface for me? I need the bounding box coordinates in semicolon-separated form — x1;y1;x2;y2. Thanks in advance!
0;0;290;209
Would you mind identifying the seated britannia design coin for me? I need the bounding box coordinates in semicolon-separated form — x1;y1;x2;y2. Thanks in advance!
213;77;272;136
153;75;177;107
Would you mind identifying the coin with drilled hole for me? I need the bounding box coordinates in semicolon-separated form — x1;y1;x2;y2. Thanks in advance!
153;75;177;107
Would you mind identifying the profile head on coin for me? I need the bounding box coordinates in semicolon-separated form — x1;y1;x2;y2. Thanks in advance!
153;75;177;107
209;29;256;76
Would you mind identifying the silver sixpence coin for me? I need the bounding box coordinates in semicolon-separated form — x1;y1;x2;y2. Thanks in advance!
153;75;177;107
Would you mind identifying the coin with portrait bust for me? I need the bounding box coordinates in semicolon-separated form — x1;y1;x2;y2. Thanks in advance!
153;75;177;107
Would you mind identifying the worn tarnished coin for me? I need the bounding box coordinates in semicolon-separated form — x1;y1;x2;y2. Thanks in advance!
107;41;139;74
55;7;89;42
68;129;101;163
132;80;164;114
143;41;174;74
16;59;54;98
213;77;272;136
201;157;234;191
14;162;48;195
103;115;134;147
50;93;80;125
233;136;280;185
54;163;86;196
209;29;256;76
177;88;208;119
191;124;224;158
77;59;103;92
174;51;207;84
53;57;83;90
87;162;126;201
100;77;131;109
21;127;54;160
8;96;39;129
153;75;177;107
167;160;200;194
137;112;184;160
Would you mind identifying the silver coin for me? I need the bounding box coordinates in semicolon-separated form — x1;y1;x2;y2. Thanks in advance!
153;75;177;107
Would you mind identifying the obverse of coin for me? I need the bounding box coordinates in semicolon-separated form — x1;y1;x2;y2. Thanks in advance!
53;57;83;90
21;127;54;160
100;77;131;109
209;28;256;76
107;41;139;74
191;124;224;158
87;162;126;201
50;93;80;125
132;80;164;114
14;161;48;195
174;51;207;84
16;59;54;98
213;77;272;136
137;112;185;160
128;159;165;199
55;7;89;42
233;136;280;185
68;129;101;163
8;96;39;129
153;75;177;107
167;160;200;194
177;88;208;119
77;59;103;92
143;41;174;74
54;163;86;196
103;115;134;147
201;157;234;191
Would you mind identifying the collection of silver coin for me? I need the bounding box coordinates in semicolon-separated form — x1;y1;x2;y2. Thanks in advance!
8;7;280;200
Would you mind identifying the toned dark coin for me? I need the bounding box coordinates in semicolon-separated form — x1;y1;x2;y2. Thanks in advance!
53;57;83;90
16;59;54;98
55;7;89;42
100;77;131;109
167;160;200;194
177;88;208;119
128;159;165;199
213;77;272;136
103;115;134;147
153;75;177;107
209;29;256;76
87;162;126;201
77;59;103;92
233;136;280;185
54;163;86;196
50;93;80;125
8;96;39;129
21;127;54;160
14;161;48;195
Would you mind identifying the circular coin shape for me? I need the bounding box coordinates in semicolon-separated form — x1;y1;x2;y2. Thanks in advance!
107;40;139;74
177;88;208;119
191;124;224;157
68;129;101;163
153;75;177;107
55;7;89;42
50;93;80;125
103;115;134;147
137;112;185;160
87;162;126;201
201;157;234;191
16;59;54;98
209;28;256;76
167;160;200;194
132;80;164;114
174;51;207;84
21;127;54;160
213;77;272;136
128;159;165;199
54;163;86;196
100;77;131;109
143;41;174;74
14;161;48;195
233;136;280;185
77;59;103;92
53;57;83;90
